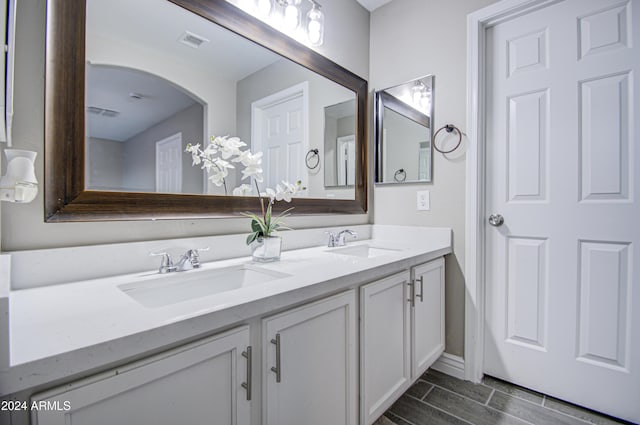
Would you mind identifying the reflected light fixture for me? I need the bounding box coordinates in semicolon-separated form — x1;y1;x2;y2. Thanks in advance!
257;0;272;17
252;0;325;46
283;0;301;31
306;0;324;46
411;81;428;105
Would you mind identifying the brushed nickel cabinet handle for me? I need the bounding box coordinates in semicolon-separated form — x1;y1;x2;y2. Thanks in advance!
241;346;252;400
407;280;415;307
270;333;281;383
416;276;424;303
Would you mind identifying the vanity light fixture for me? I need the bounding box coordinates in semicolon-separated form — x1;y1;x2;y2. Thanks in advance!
250;0;324;46
0;149;38;203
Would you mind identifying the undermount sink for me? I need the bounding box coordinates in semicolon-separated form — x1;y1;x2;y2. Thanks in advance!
119;265;291;308
326;244;401;258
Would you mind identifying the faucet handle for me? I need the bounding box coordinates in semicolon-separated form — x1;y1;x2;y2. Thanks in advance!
325;231;338;247
186;247;210;269
149;251;176;274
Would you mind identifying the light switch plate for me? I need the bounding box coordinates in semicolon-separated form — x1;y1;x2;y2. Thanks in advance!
417;190;430;211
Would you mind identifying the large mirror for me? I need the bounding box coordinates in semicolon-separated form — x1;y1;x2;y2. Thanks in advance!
374;75;434;184
45;0;367;221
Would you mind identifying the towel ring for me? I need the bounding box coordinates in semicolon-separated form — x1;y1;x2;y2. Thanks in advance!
433;124;462;154
394;168;407;182
305;149;320;169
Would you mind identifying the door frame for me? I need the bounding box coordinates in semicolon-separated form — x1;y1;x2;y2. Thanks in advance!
464;0;562;383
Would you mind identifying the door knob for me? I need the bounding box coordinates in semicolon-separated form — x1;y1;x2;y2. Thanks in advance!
488;214;504;226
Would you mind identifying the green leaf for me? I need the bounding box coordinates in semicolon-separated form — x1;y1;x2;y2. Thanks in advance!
251;219;263;233
246;231;259;245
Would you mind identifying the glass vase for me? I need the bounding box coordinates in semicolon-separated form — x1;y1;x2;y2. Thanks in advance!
251;236;282;263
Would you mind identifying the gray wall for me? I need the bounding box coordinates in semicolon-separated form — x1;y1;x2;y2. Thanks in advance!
370;0;498;357
87;137;124;190
123;103;204;194
1;0;370;251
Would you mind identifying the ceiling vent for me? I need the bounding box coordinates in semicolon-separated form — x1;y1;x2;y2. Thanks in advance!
179;31;210;49
87;106;120;118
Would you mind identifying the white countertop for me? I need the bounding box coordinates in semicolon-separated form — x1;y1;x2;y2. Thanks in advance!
0;225;451;396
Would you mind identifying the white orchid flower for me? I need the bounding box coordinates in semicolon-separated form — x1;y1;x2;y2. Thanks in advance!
237;151;264;182
232;184;253;196
274;183;292;202
218;136;247;159
264;187;277;202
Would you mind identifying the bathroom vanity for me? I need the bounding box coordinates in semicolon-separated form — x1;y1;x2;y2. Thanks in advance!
0;225;450;425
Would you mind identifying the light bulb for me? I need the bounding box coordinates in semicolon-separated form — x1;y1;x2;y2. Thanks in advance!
306;3;324;46
238;0;254;13
284;3;300;30
257;0;272;17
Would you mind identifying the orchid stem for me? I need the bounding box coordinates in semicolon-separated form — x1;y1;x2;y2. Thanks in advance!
254;179;265;221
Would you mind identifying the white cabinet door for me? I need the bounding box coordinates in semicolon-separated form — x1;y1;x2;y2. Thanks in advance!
262;290;357;425
360;271;411;425
411;257;445;378
31;326;251;425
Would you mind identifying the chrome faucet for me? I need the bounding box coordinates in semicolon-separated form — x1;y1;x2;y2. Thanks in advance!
150;247;209;274
176;248;209;271
326;229;358;247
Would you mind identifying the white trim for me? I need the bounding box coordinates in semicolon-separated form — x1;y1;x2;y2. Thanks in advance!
465;0;562;383
430;353;465;381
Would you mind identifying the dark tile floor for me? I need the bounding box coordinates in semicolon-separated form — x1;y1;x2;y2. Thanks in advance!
374;370;635;425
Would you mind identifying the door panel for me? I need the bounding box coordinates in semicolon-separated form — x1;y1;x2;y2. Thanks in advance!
484;0;640;422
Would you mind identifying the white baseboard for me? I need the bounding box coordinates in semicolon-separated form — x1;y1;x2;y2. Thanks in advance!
430;353;465;380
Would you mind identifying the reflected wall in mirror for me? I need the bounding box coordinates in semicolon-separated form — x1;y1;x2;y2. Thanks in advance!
374;75;434;184
84;0;355;200
323;99;356;191
45;0;368;221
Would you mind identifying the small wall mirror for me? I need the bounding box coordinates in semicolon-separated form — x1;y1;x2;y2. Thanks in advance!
374;75;434;184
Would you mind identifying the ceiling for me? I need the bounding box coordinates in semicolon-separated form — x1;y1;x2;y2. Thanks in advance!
86;0;282;142
355;0;394;11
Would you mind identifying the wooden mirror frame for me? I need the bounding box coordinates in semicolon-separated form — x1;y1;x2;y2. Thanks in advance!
45;0;368;222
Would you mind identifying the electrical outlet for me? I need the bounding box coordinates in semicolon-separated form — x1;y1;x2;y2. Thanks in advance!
417;190;430;211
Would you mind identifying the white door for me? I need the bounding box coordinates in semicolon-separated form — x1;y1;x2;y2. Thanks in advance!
485;0;640;422
253;85;307;191
155;132;182;193
262;290;357;425
337;134;355;186
32;326;251;425
360;271;411;425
